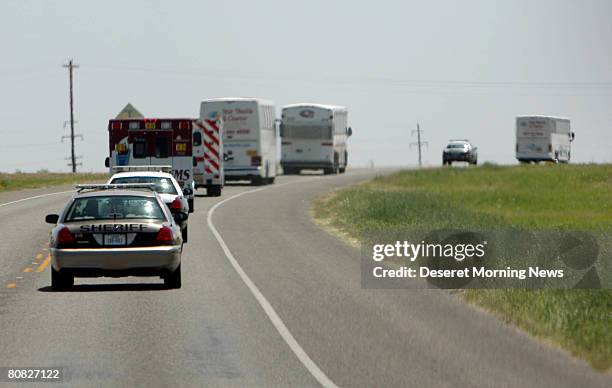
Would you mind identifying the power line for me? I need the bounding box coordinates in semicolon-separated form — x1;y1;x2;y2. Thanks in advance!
0;142;63;149
80;63;612;89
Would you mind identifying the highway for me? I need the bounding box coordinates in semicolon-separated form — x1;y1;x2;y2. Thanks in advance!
0;170;609;387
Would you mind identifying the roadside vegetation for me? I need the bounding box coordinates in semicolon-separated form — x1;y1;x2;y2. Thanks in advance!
312;164;612;371
0;171;108;193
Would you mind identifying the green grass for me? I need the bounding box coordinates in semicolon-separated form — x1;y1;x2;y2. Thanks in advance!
312;164;612;371
0;172;108;193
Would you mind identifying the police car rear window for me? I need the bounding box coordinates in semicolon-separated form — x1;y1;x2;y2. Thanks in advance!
110;177;178;195
65;196;166;221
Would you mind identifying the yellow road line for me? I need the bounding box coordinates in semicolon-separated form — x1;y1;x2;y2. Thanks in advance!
23;267;33;273
6;283;16;289
36;255;51;273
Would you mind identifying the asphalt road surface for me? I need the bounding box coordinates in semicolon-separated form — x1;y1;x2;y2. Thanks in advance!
0;170;609;387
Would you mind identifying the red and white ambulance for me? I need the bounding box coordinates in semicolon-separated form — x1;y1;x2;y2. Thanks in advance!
105;118;197;211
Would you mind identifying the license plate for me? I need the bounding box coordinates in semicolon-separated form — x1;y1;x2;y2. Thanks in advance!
104;234;126;246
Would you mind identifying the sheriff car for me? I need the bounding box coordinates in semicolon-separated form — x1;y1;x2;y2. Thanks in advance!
45;184;185;290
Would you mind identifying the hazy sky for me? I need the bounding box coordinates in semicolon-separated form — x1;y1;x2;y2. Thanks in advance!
1;0;611;172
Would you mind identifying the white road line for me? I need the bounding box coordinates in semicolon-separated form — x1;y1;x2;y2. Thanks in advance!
207;179;339;388
0;190;73;208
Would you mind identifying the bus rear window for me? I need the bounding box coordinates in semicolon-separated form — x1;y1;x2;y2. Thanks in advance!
284;125;332;140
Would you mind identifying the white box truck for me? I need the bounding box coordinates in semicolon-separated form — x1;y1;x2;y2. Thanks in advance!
200;98;277;185
516;115;574;163
280;103;352;174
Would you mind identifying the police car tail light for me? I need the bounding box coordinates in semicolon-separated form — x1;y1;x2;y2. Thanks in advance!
57;227;76;246
155;226;174;245
170;197;182;212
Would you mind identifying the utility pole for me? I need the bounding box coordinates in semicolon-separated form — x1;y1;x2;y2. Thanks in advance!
410;123;428;167
62;59;82;172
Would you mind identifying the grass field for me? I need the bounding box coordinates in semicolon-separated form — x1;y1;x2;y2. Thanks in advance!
0;172;108;193
312;164;612;371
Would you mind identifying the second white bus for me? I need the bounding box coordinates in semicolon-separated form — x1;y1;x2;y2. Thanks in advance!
280;103;352;174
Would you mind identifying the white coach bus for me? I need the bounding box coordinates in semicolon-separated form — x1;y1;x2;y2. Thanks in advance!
280;103;352;174
516;115;574;163
200;98;277;185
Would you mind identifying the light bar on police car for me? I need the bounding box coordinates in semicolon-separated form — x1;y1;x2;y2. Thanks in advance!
75;183;157;192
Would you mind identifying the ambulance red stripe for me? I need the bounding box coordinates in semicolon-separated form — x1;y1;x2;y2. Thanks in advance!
204;142;220;159
208;159;219;170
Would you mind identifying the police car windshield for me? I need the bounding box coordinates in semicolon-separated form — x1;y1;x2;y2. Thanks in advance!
110;177;178;195
65;196;166;221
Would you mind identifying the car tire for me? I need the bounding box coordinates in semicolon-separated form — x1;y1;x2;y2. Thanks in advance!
51;268;73;291
181;225;188;243
251;176;264;186
165;265;181;289
208;185;222;197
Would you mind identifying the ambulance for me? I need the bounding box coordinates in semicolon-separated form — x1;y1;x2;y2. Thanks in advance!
200;98;277;185
105;118;196;211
